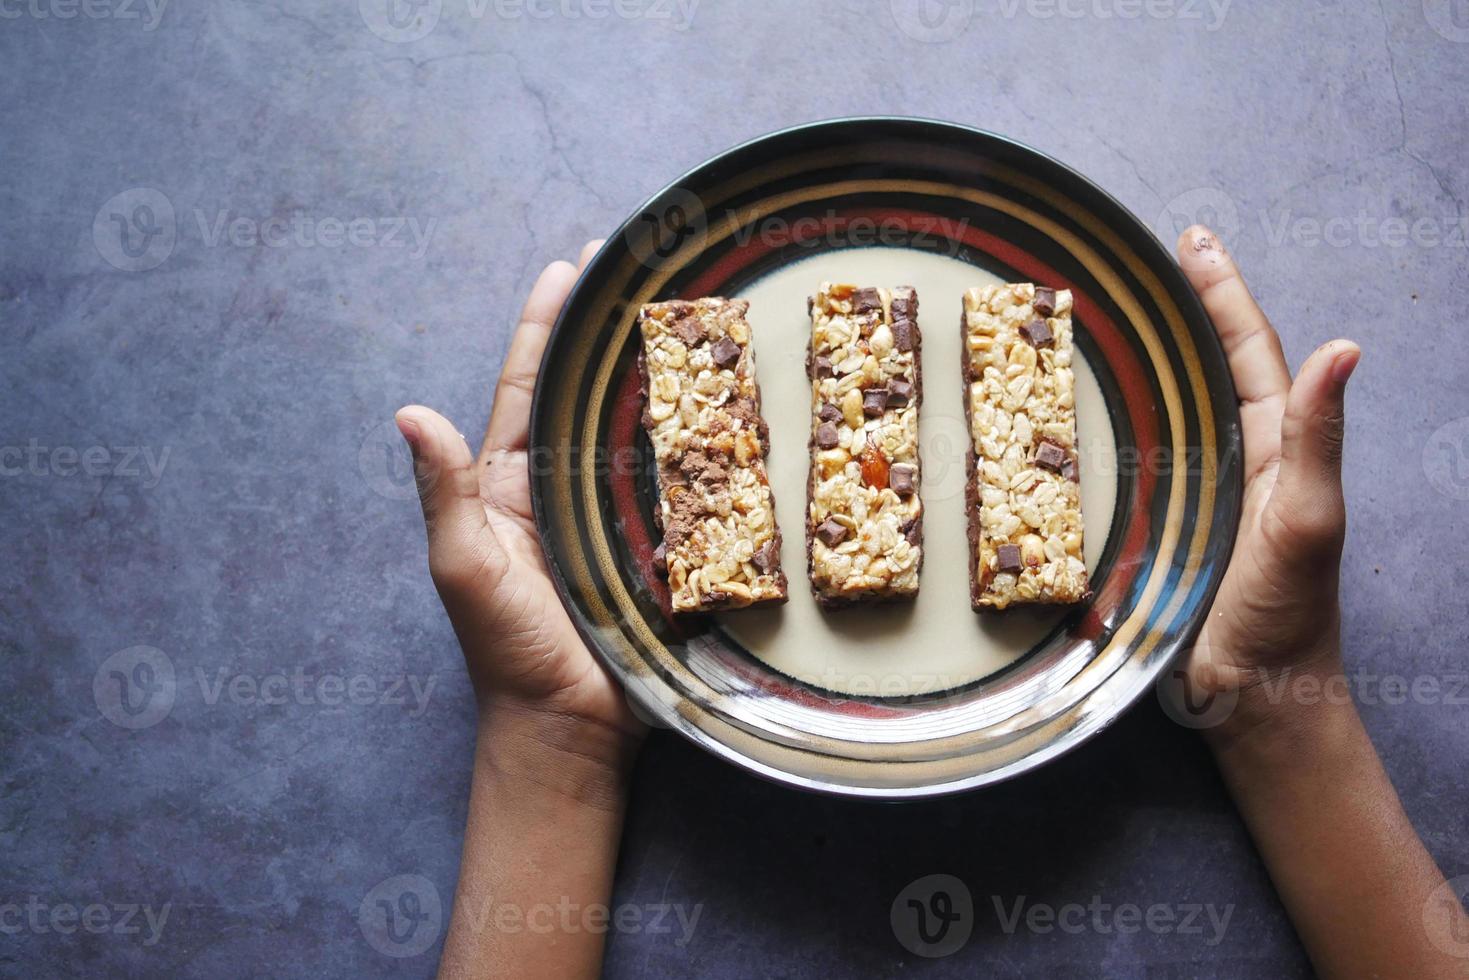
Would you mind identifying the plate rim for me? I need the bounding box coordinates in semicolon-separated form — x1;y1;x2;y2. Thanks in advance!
529;115;1243;799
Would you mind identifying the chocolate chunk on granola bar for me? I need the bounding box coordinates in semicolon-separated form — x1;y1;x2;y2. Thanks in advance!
710;335;742;368
1020;317;1053;349
1034;440;1068;473
673;316;704;348
852;287;882;313
889;464;916;496
1032;287;1057;317
996;543;1023;574
892;318;916;353
815;517;849;548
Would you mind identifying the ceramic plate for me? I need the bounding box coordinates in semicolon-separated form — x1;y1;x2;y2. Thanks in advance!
530;117;1242;798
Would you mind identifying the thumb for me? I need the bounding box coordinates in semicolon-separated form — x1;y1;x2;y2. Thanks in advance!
395;405;505;595
1268;340;1360;556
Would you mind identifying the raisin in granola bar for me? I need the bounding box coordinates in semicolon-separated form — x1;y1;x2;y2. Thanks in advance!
638;297;788;613
963;283;1089;610
806;283;923;607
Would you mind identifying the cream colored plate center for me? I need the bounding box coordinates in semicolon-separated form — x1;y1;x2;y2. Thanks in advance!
715;247;1118;696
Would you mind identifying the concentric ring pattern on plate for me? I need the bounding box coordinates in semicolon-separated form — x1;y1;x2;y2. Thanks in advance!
530;118;1242;798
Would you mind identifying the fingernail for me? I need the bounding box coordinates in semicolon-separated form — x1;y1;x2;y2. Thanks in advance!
1330;347;1360;387
396;415;421;456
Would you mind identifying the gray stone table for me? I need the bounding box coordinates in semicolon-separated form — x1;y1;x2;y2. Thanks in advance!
3;1;1466;976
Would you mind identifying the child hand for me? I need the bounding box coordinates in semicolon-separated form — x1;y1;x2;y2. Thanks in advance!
396;242;644;777
1174;225;1361;739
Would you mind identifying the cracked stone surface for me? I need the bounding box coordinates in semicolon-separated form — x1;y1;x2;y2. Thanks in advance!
3;2;1466;977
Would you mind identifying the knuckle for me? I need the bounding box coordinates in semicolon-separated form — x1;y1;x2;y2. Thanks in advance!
413;458;444;501
428;537;507;598
413;460;478;517
1280;399;1310;441
1303;513;1346;554
497;368;537;397
1282;403;1347;467
1261;327;1286;362
428;552;472;593
1268;495;1346;557
1319;410;1346;464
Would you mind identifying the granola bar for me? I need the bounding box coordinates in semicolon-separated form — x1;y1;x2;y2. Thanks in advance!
963;283;1089;610
638;297;788;613
805;283;923;607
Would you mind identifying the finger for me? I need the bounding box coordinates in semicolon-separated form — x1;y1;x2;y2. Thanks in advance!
1265;340;1360;558
397;406;507;593
1176;225;1291;399
578;238;605;271
479;243;605;460
1177;226;1292;479
480;260;579;458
